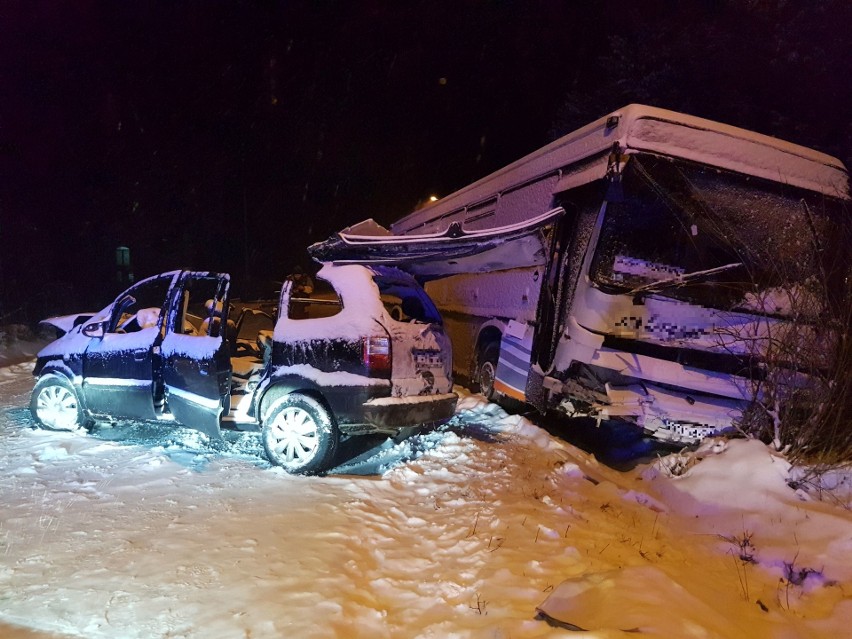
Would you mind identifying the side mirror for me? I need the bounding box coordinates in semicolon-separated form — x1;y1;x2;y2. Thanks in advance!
82;321;106;338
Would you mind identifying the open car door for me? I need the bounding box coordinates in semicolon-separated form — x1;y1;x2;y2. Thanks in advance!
308;207;564;278
160;271;232;440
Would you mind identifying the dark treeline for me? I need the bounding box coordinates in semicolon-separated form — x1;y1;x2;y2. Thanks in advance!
1;1;848;319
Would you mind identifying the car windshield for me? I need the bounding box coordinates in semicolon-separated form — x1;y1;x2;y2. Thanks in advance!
590;154;847;315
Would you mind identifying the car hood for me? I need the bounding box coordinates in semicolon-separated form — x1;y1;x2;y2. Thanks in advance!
39;313;96;336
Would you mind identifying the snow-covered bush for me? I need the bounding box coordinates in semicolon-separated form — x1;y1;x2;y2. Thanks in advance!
724;200;852;465
787;463;852;509
0;323;36;346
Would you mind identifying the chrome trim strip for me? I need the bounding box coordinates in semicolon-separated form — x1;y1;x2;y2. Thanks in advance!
83;377;151;387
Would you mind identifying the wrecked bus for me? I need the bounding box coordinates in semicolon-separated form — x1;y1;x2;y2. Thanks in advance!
311;104;850;444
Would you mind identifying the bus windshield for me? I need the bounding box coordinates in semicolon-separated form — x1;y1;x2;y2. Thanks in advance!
590;154;847;315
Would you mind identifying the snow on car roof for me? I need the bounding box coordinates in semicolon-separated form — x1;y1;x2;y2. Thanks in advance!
273;264;388;342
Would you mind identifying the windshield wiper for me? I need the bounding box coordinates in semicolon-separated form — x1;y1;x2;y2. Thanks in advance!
627;262;743;296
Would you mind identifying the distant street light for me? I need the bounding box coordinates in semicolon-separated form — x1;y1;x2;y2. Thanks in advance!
414;194;440;210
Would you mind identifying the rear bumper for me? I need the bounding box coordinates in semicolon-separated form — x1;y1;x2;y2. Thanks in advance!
362;392;458;430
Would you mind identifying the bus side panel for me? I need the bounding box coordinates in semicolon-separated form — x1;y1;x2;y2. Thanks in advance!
436;313;483;384
424;267;543;323
425;267;544;383
494;322;534;401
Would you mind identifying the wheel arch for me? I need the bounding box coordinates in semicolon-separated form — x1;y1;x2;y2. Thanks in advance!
474;322;504;369
258;378;331;424
36;360;76;383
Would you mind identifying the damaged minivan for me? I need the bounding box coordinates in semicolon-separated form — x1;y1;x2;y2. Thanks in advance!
30;264;457;474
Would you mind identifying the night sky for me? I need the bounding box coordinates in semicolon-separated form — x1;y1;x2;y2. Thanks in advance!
1;1;850;319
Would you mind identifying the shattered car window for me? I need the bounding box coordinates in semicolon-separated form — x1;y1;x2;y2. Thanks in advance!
109;275;172;333
179;275;227;337
288;277;342;320
371;268;442;324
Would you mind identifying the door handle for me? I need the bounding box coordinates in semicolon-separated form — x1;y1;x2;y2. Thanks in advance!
133;349;147;361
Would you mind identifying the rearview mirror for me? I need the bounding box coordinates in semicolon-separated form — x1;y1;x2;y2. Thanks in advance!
82;321;106;338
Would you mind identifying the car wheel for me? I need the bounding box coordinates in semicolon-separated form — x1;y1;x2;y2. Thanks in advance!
30;375;87;431
261;393;339;474
477;342;500;401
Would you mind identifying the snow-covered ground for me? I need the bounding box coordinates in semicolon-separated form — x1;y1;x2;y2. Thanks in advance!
2;348;852;638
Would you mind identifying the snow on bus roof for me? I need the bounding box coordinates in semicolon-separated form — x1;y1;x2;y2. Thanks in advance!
392;104;849;235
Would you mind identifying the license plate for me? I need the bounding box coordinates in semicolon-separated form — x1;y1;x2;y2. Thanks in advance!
413;349;442;369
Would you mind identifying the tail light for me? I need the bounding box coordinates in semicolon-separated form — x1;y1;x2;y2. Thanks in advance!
363;335;391;377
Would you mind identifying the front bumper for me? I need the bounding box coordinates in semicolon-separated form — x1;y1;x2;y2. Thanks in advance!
362;392;458;430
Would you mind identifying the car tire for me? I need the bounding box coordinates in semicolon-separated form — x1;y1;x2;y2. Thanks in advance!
477;342;500;401
261;393;339;474
30;375;88;431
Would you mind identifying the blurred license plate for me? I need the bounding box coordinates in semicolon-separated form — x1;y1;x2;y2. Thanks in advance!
413;349;442;368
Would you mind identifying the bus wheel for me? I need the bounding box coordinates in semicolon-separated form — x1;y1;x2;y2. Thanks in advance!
476;342;500;401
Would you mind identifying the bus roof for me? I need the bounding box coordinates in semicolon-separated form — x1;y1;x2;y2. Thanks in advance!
392;104;849;235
